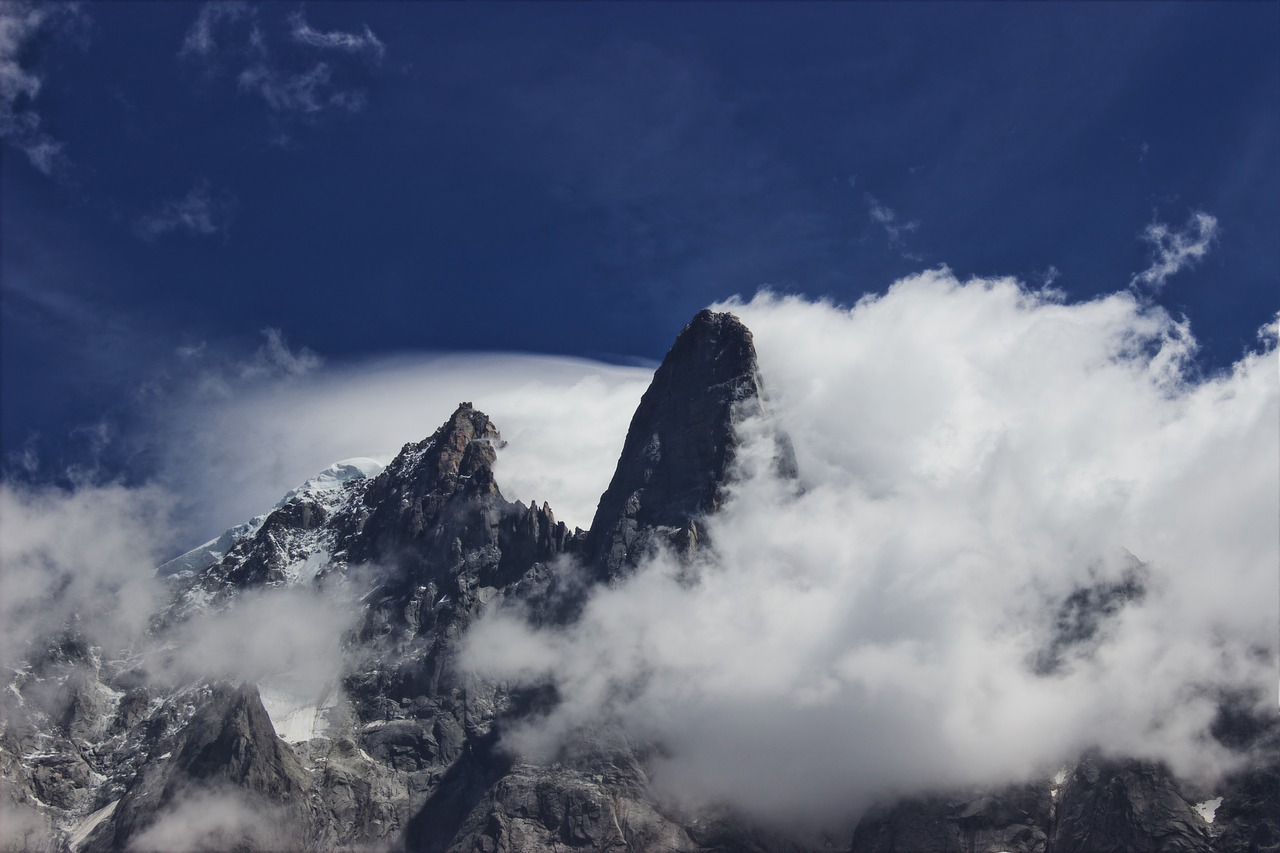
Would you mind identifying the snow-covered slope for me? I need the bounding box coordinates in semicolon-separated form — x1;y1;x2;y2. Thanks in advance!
157;456;386;580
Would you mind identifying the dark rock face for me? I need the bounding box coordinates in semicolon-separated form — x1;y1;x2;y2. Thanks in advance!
851;782;1053;853
582;309;794;581
436;761;695;853
351;404;505;571
1209;711;1280;853
170;683;310;795
849;760;1225;853
340;403;573;725
350;403;570;591
1052;758;1212;853
1215;763;1280;853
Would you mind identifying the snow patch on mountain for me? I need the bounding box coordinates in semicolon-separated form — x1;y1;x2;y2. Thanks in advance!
276;457;386;507
259;683;342;744
156;516;267;578
156;457;385;580
1195;796;1222;824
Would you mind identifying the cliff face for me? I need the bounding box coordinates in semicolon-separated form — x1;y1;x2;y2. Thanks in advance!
1;310;1273;853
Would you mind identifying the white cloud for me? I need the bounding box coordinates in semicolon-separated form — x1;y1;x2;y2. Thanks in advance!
864;192;921;260
127;787;292;853
237;61;365;114
175;341;208;360
0;800;50;850
134;180;236;240
464;276;1279;826
158;588;355;697
0;481;171;672
288;11;384;64
1132;210;1219;292
178;1;256;63
179;4;374;119
0;1;84;176
239;327;321;381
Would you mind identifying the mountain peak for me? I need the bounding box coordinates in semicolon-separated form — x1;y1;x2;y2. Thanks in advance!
345;403;503;569
377;402;500;497
670;309;758;381
582;309;792;580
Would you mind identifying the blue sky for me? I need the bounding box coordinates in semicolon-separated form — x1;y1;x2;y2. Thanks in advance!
3;1;1278;489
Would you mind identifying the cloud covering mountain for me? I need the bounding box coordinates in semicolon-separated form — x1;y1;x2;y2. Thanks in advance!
466;274;1279;824
1;273;1276;844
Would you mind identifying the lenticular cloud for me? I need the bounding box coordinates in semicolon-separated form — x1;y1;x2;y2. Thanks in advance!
465;271;1280;825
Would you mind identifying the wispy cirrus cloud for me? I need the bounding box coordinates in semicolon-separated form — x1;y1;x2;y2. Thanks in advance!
0;1;86;176
237;62;365;114
179;2;379;119
864;192;922;260
168;327;321;404
239;327;322;382
177;0;258;65
1131;210;1219;292
134;180;236;240
287;11;384;64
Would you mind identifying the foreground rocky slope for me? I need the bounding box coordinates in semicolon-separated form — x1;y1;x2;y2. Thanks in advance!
2;310;1275;852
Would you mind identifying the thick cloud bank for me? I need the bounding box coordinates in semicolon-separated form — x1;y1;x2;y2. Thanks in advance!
465;272;1280;825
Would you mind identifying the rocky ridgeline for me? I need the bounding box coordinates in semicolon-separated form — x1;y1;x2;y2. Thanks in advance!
2;311;1276;852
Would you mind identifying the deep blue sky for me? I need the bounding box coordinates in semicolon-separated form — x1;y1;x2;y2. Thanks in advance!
3;1;1278;483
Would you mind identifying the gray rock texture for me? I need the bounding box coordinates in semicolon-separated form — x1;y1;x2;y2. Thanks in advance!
851;782;1053;853
1052;758;1212;853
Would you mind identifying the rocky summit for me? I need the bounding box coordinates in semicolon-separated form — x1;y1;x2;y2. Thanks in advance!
2;311;1276;852
582;309;796;582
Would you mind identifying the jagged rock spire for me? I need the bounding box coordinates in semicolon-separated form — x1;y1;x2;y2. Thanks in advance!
345;403;570;634
582;309;795;580
347;403;505;571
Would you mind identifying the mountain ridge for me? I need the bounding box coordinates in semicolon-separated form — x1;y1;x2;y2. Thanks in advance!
1;310;1275;853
